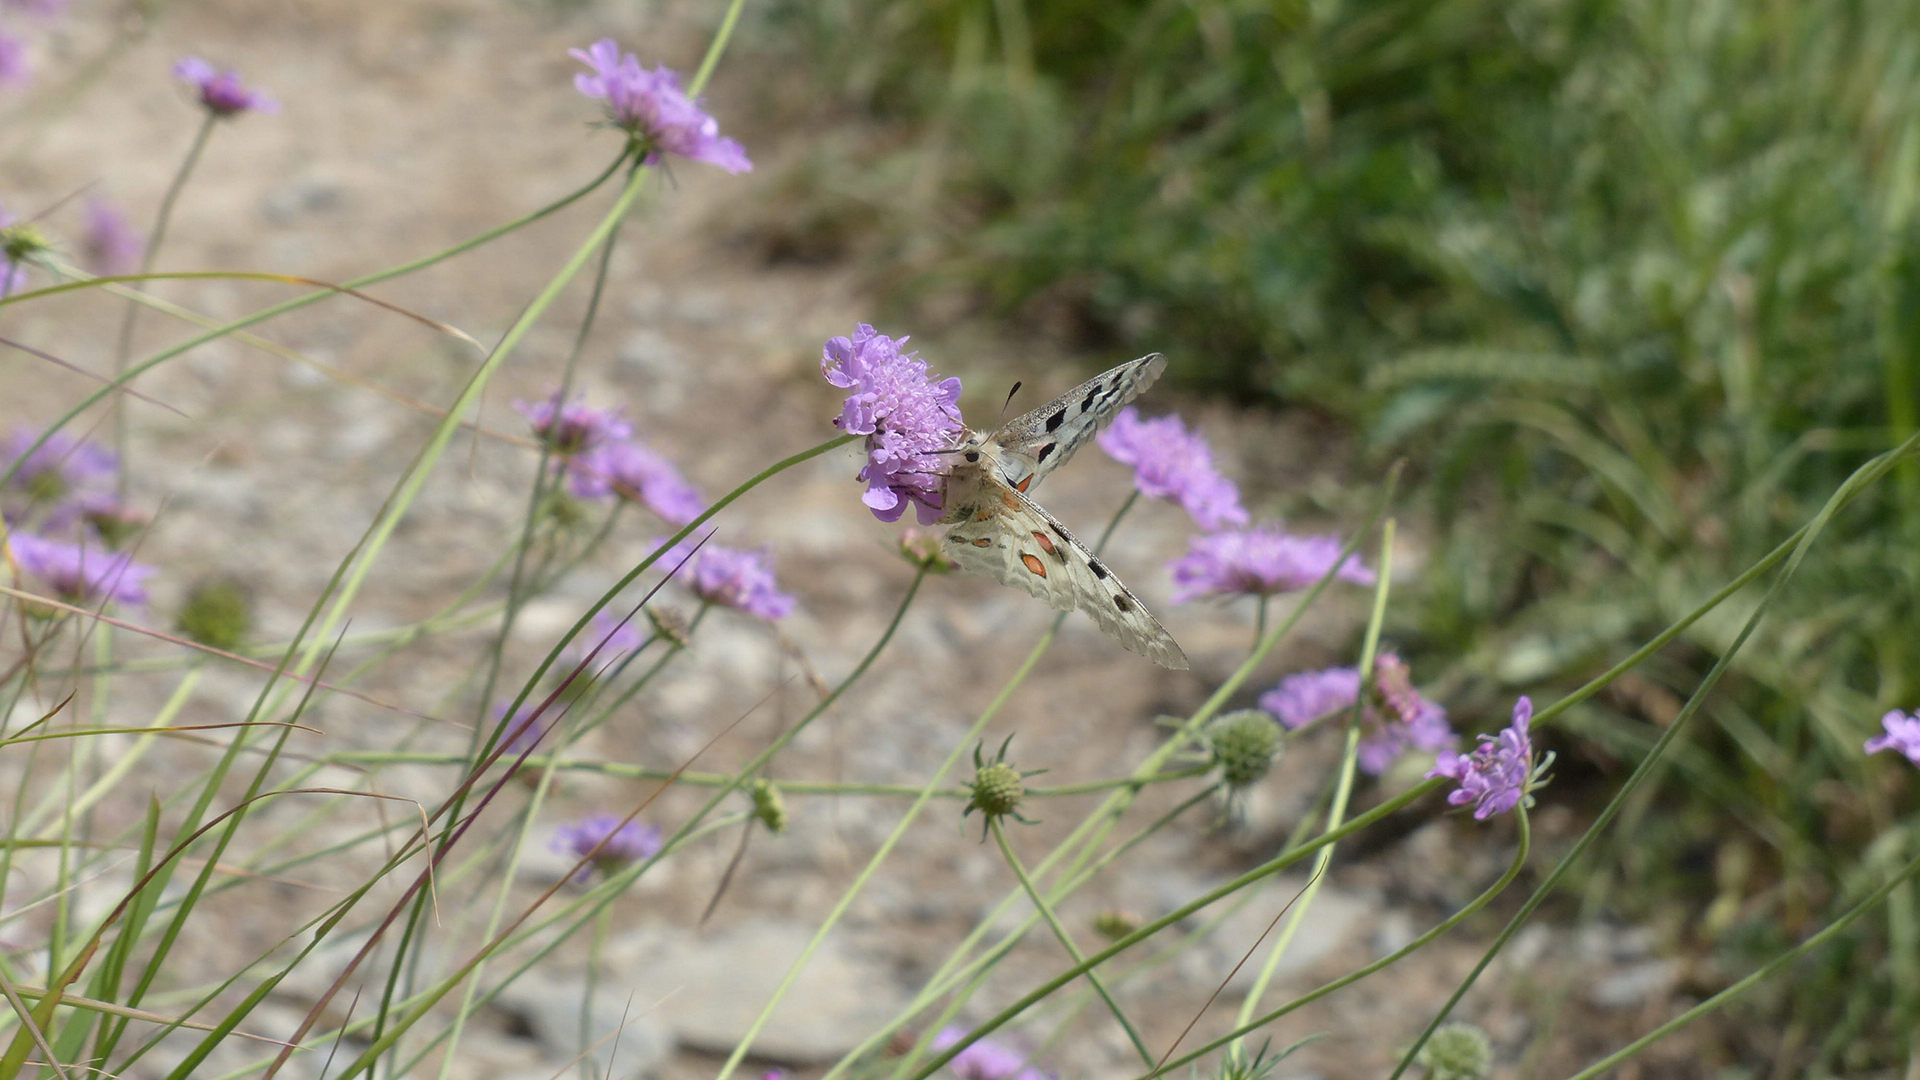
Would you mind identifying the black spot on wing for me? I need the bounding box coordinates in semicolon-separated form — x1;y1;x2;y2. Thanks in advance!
1113;594;1133;613
1044;408;1066;432
1035;443;1056;464
1089;559;1109;579
1081;386;1099;412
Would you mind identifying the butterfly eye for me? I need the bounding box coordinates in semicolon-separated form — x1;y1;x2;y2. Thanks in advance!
964;451;980;462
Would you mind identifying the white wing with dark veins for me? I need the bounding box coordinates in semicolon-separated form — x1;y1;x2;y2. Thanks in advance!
988;353;1166;494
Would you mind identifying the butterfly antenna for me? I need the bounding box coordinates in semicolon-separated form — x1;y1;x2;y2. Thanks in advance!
995;381;1023;428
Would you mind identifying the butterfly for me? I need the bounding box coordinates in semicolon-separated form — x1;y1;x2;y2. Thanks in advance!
939;353;1189;669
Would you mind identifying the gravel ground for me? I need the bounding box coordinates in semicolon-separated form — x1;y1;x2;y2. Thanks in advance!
0;2;1707;1078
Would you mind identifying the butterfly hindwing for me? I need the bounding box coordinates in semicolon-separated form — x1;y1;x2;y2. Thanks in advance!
991;353;1166;492
943;467;1188;670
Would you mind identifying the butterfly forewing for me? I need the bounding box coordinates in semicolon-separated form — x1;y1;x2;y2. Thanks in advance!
990;352;1166;493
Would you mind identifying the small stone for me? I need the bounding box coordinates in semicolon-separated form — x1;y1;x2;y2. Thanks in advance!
1589;958;1682;1009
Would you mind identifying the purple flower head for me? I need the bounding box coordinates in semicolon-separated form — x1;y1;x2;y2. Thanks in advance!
562;609;646;669
930;1027;1051;1080
1260;667;1362;730
81;197;142;277
821;324;964;525
569;40;751;174
6;532;153;606
570;439;705;525
5;425;117;507
1428;696;1537;819
1167;524;1374;603
553;813;663;879
1865;709;1920;767
1096;408;1248;531
173;57;278;117
0;33;29;90
513;393;633;457
1260;653;1453;776
690;544;795;620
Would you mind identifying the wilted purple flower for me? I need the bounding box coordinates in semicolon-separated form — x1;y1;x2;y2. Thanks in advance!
1260;653;1452;776
81;197;142;276
821;324;964;525
1168;524;1374;603
513;393;633;457
0;33;28;90
4;425;117;506
562;609;646;668
690;544;795;620
570;439;705;525
1865;709;1920;767
1096;407;1247;531
173;57;277;117
1260;667;1361;729
76;496;149;549
569;40;751;174
930;1027;1050;1080
6;532;153;606
553;813;663;879
1428;696;1536;819
491;702;548;756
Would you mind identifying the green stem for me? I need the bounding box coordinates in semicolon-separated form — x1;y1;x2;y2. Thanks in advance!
991;818;1154;1068
1231;521;1395;1044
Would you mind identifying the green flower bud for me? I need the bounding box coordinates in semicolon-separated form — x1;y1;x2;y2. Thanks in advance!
1208;709;1282;789
751;778;788;833
1415;1023;1493;1080
176;579;252;650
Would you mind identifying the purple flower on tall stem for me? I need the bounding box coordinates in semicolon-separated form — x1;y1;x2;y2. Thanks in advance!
5;532;153;606
570;439;705;525
569;40;751;174
513;393;633;457
553;813;663;880
1168;524;1373;603
1865;709;1920;767
1096;407;1248;531
1427;696;1539;819
690;544;795;620
173;57;278;117
821;324;963;525
4;425;117;507
930;1027;1050;1080
81;197;142;276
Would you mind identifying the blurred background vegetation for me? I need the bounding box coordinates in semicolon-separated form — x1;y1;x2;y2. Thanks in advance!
750;0;1920;1067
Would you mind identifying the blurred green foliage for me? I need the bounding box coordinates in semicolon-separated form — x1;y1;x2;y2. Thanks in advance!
772;0;1920;1065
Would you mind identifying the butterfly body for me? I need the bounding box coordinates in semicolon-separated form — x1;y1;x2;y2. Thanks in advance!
939;354;1189;670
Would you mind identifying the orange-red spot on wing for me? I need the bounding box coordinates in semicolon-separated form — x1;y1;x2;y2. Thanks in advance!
1014;475;1033;492
1031;531;1057;555
974;507;994;521
1001;492;1021;511
971;537;992;548
1020;553;1047;577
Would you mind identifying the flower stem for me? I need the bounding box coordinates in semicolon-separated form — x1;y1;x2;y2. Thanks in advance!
992;818;1155;1068
1230;521;1395;1045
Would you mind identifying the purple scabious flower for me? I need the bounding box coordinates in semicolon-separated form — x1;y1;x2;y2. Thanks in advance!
1428;696;1536;819
6;532;153;606
4;425;117;507
513;393;633;457
821;324;964;525
1168;524;1374;603
930;1027;1050;1080
1865;709;1920;767
569;40;751;174
173;57;278;117
1096;407;1248;531
81;197;142;276
0;33;28;90
690;544;795;620
1259;667;1362;729
570;439;705;525
553;813;663;879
